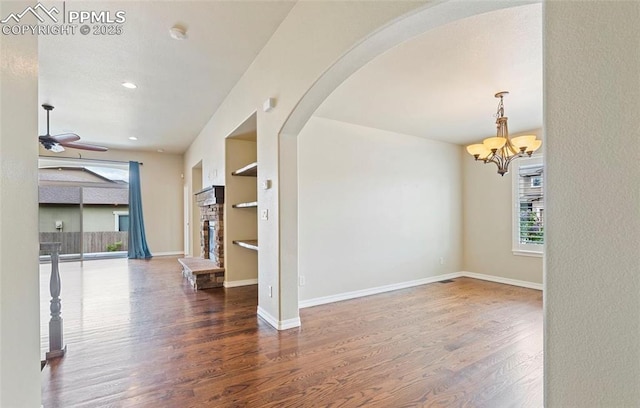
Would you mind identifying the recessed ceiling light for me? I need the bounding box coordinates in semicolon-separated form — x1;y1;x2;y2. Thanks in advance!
128;136;138;141
169;25;187;40
122;82;137;89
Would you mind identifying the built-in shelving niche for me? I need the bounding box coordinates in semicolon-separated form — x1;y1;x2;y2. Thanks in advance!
225;123;259;285
230;160;258;251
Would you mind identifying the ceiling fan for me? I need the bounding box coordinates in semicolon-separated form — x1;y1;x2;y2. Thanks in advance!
39;104;108;152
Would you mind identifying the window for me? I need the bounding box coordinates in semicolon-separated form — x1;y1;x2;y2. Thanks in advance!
114;211;129;232
39;157;129;260
512;156;544;256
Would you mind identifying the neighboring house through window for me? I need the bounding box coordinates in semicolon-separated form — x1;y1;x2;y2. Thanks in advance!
513;156;544;256
38;158;130;258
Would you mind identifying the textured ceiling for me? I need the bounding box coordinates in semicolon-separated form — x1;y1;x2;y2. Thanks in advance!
314;3;542;145
38;1;294;153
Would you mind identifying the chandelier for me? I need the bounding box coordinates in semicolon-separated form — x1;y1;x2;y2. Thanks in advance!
466;91;541;176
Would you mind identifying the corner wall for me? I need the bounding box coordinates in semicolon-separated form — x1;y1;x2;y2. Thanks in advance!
0;2;41;404
462;129;543;284
544;2;640;405
298;117;462;302
183;1;427;325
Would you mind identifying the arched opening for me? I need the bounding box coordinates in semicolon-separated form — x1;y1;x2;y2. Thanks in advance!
278;0;542;321
275;3;543;404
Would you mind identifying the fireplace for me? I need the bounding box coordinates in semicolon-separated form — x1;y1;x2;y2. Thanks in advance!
195;185;224;267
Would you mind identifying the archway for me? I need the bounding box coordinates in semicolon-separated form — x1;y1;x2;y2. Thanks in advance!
277;0;541;321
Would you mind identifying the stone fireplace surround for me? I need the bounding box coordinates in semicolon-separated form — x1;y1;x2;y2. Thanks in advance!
195;185;224;267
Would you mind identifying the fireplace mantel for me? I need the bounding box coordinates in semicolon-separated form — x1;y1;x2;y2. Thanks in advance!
195;185;224;207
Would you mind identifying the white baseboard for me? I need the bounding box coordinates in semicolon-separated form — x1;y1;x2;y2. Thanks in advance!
257;306;301;330
299;272;462;309
152;251;184;257
224;278;258;288
279;316;302;330
459;271;543;291
299;271;542;309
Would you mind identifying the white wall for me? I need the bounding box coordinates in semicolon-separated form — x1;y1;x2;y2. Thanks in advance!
41;148;184;255
545;2;640;406
463;129;543;284
298;117;462;302
0;2;41;404
184;1;425;325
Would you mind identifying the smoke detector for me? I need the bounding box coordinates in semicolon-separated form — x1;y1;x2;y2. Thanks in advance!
169;25;187;40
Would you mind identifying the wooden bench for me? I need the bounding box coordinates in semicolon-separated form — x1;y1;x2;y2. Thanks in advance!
178;258;225;290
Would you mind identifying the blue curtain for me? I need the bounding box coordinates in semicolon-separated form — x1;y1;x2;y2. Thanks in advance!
128;161;152;259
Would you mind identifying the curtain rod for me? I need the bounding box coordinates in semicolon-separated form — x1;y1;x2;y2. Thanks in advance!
38;156;143;165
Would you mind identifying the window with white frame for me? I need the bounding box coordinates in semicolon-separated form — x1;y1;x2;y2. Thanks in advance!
113;211;129;232
512;156;544;256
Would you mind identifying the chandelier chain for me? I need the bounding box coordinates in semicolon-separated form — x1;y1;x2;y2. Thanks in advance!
496;96;505;118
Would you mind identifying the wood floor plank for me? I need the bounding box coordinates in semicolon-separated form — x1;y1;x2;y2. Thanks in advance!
41;258;542;407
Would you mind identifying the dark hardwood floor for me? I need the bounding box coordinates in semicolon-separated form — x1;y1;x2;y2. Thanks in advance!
40;258;542;407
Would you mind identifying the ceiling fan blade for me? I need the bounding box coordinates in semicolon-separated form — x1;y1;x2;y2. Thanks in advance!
60;141;108;152
51;133;80;143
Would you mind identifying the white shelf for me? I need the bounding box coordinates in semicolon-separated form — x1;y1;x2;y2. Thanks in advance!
233;240;258;251
231;162;257;177
232;201;258;209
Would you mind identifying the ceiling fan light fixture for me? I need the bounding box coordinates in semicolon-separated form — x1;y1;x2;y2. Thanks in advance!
39;104;108;153
122;82;137;89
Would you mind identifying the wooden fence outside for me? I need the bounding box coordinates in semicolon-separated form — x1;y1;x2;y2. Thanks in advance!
40;231;128;254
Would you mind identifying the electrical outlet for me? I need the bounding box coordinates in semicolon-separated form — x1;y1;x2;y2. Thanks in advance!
260;209;269;220
299;275;305;286
439;257;444;265
268;285;273;298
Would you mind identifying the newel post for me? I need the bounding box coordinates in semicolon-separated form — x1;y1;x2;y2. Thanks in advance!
40;242;67;360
